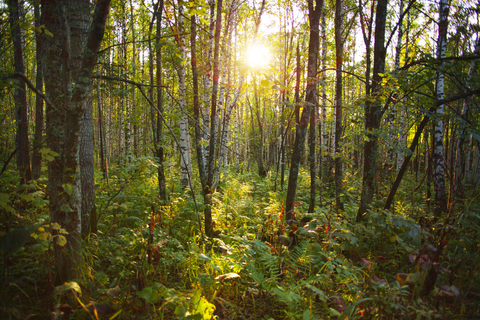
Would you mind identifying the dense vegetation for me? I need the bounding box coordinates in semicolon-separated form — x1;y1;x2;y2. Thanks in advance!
1;0;480;319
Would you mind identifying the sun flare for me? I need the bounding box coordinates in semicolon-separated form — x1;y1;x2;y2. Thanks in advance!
246;43;270;68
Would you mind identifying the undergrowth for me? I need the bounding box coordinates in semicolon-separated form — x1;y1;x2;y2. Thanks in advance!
1;159;479;319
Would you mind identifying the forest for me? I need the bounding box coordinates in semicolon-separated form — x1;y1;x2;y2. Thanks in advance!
1;0;480;318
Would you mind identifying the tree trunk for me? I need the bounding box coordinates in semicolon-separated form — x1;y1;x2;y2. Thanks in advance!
204;0;223;237
32;3;44;180
319;0;327;205
285;0;322;220
97;79;109;183
357;0;388;221
334;0;344;212
176;3;193;188
156;0;167;202
80;93;95;238
9;0;32;185
432;0;449;218
42;0;110;284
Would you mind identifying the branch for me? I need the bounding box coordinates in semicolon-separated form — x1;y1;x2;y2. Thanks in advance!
0;148;18;178
385;0;416;50
400;54;480;70
92;74;167;87
71;0;111;103
3;73;55;110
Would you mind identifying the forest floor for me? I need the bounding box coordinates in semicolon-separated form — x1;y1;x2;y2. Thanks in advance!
1;159;480;319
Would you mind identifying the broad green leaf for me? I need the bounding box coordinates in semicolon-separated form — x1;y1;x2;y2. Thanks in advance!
137;286;161;304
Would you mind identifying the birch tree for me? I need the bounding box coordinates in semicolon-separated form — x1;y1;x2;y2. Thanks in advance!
432;0;449;217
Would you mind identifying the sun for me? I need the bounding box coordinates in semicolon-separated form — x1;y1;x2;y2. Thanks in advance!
246;43;271;69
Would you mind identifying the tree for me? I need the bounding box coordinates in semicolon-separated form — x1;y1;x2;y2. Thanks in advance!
175;1;193;188
432;0;449;217
8;0;32;185
334;0;344;212
357;0;388;221
285;0;322;220
42;0;111;283
32;2;44;180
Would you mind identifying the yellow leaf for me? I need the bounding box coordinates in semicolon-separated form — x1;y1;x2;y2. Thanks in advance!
56;235;67;246
39;232;51;241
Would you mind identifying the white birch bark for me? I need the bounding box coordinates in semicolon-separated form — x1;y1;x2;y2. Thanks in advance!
177;3;192;187
202;0;216;164
433;0;449;214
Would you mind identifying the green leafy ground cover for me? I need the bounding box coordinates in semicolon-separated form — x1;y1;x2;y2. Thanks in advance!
1;159;480;319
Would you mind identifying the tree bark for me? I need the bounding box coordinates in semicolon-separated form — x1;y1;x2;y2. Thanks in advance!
8;0;32;185
80;93;95;238
32;3;44;180
432;0;449;217
334;0;344;212
285;0;322;220
156;0;167;202
357;0;388;221
176;2;193;188
42;0;110;284
204;0;223;237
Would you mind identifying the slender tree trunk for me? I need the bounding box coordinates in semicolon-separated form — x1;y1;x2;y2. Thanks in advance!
203;0;216;165
129;0;138;157
285;0;322;220
32;3;44;180
97;79;109;183
191;14;207;190
386;0;404;176
357;0;388;221
80;92;95;237
176;3;193;188
319;0;327;205
204;0;223;237
334;0;344;212
432;0;449;217
9;0;32;185
156;0;167;202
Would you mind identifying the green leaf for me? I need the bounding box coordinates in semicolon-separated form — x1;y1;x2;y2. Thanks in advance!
63;184;73;195
303;309;313;320
44;28;54;37
137;285;161;304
